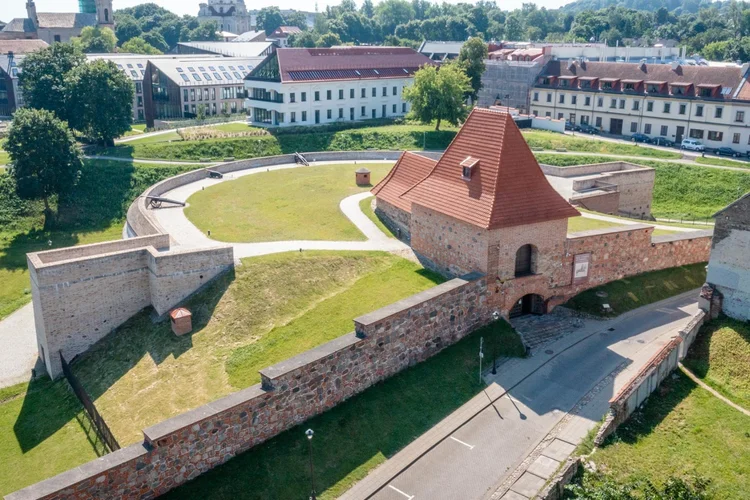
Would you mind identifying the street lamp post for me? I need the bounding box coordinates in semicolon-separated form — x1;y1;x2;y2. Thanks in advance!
306;429;316;500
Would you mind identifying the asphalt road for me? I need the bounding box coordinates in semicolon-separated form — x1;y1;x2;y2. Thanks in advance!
369;293;700;500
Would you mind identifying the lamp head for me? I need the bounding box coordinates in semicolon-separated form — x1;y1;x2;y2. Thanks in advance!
306;428;314;440
492;311;500;321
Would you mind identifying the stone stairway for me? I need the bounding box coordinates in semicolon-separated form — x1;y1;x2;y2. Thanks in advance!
512;310;586;351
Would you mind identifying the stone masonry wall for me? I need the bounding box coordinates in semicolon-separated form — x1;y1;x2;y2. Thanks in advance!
27;237;233;379
6;275;489;500
571;191;621;214
374;198;411;240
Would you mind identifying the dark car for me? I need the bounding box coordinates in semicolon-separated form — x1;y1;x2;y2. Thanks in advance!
577;123;599;135
630;133;651;143
652;137;675;147
565;120;575;131
716;147;741;157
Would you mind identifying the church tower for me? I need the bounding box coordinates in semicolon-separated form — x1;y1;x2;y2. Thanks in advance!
95;0;114;28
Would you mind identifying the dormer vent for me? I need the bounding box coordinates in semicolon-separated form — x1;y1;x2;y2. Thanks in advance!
460;156;479;179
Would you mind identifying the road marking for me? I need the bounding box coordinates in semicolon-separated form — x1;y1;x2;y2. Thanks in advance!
387;484;414;499
449;435;475;450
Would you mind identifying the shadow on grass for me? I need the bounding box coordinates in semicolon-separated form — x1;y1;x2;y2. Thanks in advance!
162;322;525;500
601;371;696;448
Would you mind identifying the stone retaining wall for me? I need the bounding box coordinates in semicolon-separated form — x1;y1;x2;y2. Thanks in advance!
594;309;706;446
6;274;489;500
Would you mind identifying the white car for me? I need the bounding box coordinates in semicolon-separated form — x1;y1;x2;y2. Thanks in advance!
681;139;705;151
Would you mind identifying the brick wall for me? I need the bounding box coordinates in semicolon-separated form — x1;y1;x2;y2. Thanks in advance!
571;191;621;214
6;275;489;500
27;238;233;379
374;198;411;240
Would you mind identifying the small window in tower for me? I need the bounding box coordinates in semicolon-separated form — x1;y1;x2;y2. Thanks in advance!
105;8;109;22
460;156;479;180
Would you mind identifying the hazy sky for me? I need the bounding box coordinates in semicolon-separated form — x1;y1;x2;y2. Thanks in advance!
2;0;573;23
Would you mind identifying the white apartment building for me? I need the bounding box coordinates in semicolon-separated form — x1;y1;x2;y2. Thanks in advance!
244;47;435;127
530;60;750;151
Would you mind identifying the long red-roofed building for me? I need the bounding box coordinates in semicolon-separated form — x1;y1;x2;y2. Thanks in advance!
373;108;712;318
244;47;435;127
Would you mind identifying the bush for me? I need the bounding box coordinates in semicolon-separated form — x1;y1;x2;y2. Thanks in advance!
566;470;711;500
177;127;269;141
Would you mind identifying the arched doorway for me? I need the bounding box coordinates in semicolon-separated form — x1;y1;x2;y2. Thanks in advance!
509;294;546;318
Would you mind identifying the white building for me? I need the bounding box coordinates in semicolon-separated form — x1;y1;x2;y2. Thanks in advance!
244;47;434;127
530;60;750;151
198;0;252;34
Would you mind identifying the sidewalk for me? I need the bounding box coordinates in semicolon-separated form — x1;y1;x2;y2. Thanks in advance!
0;303;38;389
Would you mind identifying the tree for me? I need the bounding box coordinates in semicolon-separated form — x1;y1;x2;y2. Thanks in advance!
361;0;375;18
404;63;471;131
458;37;487;101
74;26;117;53
142;30;169;52
504;14;525;40
257;7;285;35
376;0;416;34
5;108;82;219
19;43;84;122
284;11;309;30
184;21;220;41
317;32;342;47
290;31;318;48
115;16;142;46
121;37;163;54
65;60;134;146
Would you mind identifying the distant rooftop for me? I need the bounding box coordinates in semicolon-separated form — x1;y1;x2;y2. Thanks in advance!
151;56;264;87
176;41;274;58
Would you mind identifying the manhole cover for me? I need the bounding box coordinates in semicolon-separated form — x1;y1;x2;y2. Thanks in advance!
545;349;554;355
608;327;615;332
596;291;609;298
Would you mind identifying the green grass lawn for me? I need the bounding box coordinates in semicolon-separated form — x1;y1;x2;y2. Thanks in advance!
120;130;182;144
592;371;750;498
683;316;750;410
564;263;706;317
523;130;681;159
210;122;263;133
567;215;627;233
359;196;396;238
163;320;525;500
0;380;102;497
70;251;442;445
185;163;393;242
131;123;147;132
0;150;8;165
0;160;194;320
695;156;750;169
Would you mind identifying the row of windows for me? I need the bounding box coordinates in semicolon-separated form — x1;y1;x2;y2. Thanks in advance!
261;103;409;125
184;102;242;115
286;86;404;103
183;87;244;103
545;110;744;144
532;92;742;121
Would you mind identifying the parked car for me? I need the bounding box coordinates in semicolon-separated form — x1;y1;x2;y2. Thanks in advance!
565;120;575;131
681;138;705;151
653;137;675;147
577;123;599;135
630;133;651;143
716;147;741;157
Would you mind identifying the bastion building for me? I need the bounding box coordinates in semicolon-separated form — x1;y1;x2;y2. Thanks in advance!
373;108;711;318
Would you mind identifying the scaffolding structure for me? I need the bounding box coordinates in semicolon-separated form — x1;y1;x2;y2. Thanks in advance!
79;0;96;14
478;56;550;114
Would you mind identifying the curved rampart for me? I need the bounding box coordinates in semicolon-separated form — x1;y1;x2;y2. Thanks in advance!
125;150;444;238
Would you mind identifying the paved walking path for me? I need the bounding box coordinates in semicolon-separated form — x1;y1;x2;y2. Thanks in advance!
85;155;216;166
678;362;750;417
0;303;38;389
341;290;702;500
114;120;247;144
148;160;407;259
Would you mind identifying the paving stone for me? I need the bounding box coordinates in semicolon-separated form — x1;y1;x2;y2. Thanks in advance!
500;490;530;500
527;454;561;479
510;472;547;498
542;438;577;462
512;312;585;350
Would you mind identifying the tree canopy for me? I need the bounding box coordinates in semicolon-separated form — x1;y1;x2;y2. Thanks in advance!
5;108;83;218
458;36;488;101
404;63;472;131
121;36;162;55
257;7;285;35
73;26;117;53
19;43;84;122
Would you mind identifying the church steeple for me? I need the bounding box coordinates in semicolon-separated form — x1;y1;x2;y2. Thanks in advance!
26;0;38;29
95;0;113;27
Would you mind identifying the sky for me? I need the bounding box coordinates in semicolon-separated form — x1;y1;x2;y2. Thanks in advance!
2;0;573;23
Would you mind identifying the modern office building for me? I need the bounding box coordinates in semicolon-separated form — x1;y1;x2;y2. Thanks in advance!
529;60;750;150
244;47;434;127
143;56;264;127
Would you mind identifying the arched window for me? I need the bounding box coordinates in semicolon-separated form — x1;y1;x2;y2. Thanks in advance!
104;8;109;22
514;244;536;278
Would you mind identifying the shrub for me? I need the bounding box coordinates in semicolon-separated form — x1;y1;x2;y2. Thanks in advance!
178;127;269;141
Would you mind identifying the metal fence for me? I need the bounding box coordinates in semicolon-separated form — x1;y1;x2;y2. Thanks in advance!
60;352;121;453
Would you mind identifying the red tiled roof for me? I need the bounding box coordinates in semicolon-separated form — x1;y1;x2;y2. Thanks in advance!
371;151;436;212
402;108;580;229
273;26;302;37
276;47;435;83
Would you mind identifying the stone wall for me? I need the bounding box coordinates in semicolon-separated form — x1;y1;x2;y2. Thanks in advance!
27;237;233;379
6;274;489;500
594;310;705;446
707;195;750;321
571;190;620;214
374;198;411;241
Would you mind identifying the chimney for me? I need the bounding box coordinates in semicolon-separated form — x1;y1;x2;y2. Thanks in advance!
567;60;576;71
26;0;38;29
639;58;647;71
742;62;750;77
671;60;680;71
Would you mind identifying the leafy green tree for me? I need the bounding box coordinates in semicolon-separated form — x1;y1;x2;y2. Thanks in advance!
115;16;142;46
142;30;169;52
458;37;487;101
317;32;342;47
65;60;134;146
257;7;285;35
74;26;117;53
19;43;84;122
184;21;220;42
121;36;162;54
5;108;82;219
404;63;471;131
702;40;729;60
361;0;375;18
504;14;525;40
285;11;309;30
290;31;318;48
376;0;416;34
